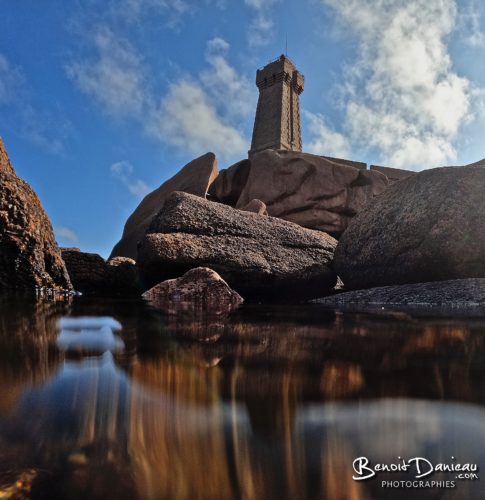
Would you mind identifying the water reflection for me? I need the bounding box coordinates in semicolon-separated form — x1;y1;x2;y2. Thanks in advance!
1;298;485;498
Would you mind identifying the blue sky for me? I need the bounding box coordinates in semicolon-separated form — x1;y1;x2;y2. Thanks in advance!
1;0;485;257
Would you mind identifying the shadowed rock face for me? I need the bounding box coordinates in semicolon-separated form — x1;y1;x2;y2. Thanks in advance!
316;279;485;310
233;150;389;237
335;165;485;290
110;152;218;260
61;250;140;296
138;192;337;301
0;139;71;292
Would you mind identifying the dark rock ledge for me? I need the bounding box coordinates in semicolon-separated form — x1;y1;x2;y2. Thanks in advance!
315;279;485;312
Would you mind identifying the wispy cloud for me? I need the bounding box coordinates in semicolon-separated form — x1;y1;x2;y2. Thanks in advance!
56;226;79;243
68;30;249;159
0;53;23;104
66;27;147;118
304;111;350;158
111;160;150;198
244;0;280;48
201;37;254;120
0;52;71;154
459;1;485;48
149;79;246;157
148;37;250;157
319;0;479;170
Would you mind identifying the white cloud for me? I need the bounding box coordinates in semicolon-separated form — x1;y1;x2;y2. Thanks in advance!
111;160;150;198
244;0;279;48
304;111;350;158
66;27;147;118
201;37;254;119
68;30;249;159
56;226;79;243
148;38;251;158
319;0;478;170
149;79;246;157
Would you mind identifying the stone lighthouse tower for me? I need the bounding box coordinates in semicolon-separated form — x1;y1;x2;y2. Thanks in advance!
249;55;305;157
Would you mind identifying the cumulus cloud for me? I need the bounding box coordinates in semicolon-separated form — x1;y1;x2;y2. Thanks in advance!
201;37;254;119
66;27;147;118
319;0;477;170
304;111;350;158
56;226;79;243
149;80;246;157
148;37;249;157
68;31;249;159
111;160;150;198
244;0;280;48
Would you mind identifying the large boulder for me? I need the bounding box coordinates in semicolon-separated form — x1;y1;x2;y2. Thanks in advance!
110;152;218;259
335;165;485;290
0;138;71;293
137;192;337;301
234;150;389;237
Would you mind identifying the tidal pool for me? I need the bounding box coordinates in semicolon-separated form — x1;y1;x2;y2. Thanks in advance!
1;297;485;499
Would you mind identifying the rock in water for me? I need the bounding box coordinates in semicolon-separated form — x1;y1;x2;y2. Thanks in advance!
110;152;218;259
143;268;243;342
335;165;485;290
138;192;337;301
0;139;71;292
144;267;243;315
234;150;389;237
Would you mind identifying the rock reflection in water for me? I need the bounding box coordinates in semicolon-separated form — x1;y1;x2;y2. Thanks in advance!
1;300;485;498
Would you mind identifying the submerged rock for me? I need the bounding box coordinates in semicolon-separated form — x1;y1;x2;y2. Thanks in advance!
335;165;485;290
0;138;71;292
234;150;389;237
110;152;218;259
316;279;485;309
137;191;337;301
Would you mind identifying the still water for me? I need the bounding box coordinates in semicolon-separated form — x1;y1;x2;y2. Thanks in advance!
1;297;485;499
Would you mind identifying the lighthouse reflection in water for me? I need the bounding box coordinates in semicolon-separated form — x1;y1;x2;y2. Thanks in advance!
1;298;485;499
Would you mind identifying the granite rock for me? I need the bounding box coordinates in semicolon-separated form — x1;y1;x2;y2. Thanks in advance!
0;139;71;292
235;150;389;237
316;279;485;310
335;165;485;290
61;249;140;296
138;191;337;301
240;199;268;215
110;152;218;259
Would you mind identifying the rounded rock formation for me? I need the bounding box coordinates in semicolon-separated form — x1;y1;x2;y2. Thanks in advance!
335;165;485;290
